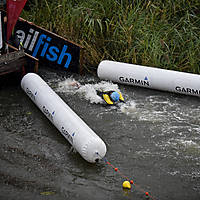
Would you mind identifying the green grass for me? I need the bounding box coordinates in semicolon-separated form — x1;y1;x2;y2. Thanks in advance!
22;0;200;73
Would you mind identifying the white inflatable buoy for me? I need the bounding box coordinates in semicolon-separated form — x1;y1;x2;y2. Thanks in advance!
21;73;107;163
98;60;200;97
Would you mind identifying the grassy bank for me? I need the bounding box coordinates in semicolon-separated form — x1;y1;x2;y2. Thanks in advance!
22;0;200;73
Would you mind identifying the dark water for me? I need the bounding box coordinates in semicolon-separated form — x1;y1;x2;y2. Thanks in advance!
0;68;200;200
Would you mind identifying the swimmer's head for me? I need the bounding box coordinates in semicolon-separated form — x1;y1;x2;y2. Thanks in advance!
110;92;120;102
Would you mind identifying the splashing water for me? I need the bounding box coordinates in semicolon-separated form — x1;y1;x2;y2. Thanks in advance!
56;77;80;95
56;78;126;105
56;78;140;116
56;78;200;160
120;100;137;115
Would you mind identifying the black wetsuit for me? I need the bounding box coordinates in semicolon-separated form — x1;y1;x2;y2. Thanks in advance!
96;90;114;98
96;90;125;105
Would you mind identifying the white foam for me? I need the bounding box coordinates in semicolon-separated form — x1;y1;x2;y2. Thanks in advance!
56;78;122;105
77;84;103;104
120;100;136;115
57;77;80;94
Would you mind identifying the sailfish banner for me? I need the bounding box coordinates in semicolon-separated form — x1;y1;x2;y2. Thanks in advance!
6;0;27;41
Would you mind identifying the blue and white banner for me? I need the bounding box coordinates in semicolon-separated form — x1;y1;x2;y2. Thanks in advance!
14;17;83;73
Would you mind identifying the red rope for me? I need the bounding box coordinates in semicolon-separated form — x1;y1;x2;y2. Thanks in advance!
104;157;157;200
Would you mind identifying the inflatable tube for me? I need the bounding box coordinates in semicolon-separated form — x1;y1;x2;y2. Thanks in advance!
98;60;200;97
21;73;106;163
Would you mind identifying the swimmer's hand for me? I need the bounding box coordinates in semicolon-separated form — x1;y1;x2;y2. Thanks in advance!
69;81;81;88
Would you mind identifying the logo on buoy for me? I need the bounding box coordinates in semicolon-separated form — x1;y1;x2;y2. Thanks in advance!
119;76;150;87
61;126;74;144
26;87;36;101
42;105;54;121
175;86;200;95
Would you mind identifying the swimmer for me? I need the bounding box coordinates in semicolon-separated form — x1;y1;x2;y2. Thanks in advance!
68;80;125;105
96;90;125;105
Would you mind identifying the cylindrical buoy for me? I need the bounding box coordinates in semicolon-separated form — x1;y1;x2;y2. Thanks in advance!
97;60;200;97
21;73;107;163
